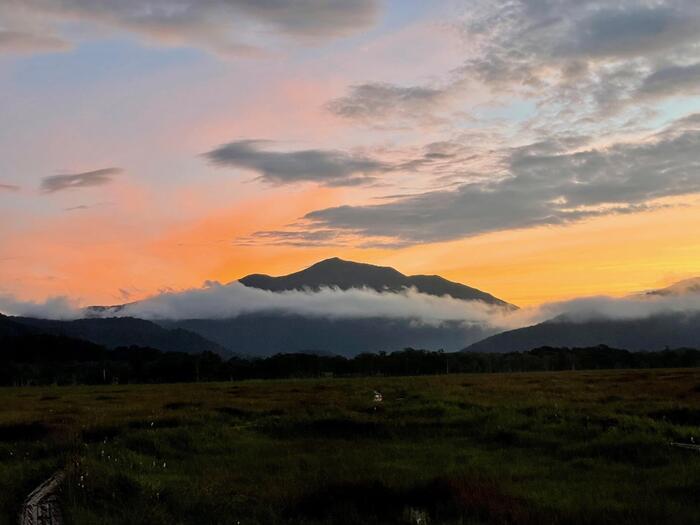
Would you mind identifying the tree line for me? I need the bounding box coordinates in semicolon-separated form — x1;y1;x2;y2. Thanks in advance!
2;332;700;386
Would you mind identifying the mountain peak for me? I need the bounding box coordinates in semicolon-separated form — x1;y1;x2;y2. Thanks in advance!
309;257;400;271
315;256;344;264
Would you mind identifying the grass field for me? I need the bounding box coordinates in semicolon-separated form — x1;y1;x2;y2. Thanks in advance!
1;369;700;524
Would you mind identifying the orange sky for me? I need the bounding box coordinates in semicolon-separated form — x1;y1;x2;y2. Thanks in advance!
3;189;698;307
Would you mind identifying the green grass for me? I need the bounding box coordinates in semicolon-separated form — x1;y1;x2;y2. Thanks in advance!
1;369;700;524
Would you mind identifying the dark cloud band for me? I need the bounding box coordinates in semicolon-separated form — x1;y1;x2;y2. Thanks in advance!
205;140;387;186
41;168;122;193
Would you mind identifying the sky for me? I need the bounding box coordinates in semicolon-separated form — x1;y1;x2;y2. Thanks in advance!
2;0;700;308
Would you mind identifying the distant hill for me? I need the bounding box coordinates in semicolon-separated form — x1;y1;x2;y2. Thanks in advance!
165;314;495;357
0;313;40;338
8;316;226;355
645;277;700;297
240;257;515;308
463;312;700;353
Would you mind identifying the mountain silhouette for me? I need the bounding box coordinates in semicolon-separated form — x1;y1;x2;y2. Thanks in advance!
464;312;700;353
240;257;515;308
11;258;518;357
7;316;226;355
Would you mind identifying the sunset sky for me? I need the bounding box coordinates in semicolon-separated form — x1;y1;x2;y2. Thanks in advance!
2;0;700;308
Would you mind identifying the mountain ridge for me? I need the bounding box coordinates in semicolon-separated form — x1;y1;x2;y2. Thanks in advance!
6;316;227;355
239;257;516;308
463;312;700;353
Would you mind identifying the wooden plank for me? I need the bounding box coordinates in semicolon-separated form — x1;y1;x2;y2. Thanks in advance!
19;471;65;525
670;442;700;452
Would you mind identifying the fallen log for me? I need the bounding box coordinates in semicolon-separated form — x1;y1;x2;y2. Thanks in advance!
670;442;700;452
19;471;65;525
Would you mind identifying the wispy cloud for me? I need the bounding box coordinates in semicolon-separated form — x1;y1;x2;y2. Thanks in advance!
205;140;388;187
63;201;114;212
41;168;122;193
0;0;380;57
0;183;20;192
0;29;70;54
326;80;466;127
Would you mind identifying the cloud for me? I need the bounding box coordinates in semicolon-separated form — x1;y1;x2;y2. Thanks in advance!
0;294;79;320
464;1;700;78
555;4;697;60
63;201;113;212
115;282;512;325
275;114;700;245
205;140;388;186
639;62;700;98
0;0;380;57
0;30;71;54
40;168;122;193
326;81;463;126
471;287;700;329
461;0;700;114
0;282;514;326
6;278;700;341
0;183;20;192
333;1;700;129
235;229;348;248
531;294;700;324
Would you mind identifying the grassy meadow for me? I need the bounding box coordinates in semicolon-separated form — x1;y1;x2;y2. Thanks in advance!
1;369;700;524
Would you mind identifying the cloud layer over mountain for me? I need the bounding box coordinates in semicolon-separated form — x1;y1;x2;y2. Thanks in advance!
3;278;700;337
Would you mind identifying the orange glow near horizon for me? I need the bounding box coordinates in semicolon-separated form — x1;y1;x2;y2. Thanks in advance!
4;194;697;308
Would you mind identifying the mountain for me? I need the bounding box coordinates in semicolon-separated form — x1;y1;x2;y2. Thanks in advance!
463;312;700;353
645;277;700;297
66;257;515;357
240;257;516;308
165;314;494;357
7;316;226;355
0;313;40;338
162;258;512;356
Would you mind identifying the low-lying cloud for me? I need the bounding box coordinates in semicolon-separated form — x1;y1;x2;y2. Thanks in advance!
4;279;700;336
119;282;511;325
0;294;79;320
528;294;700;325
